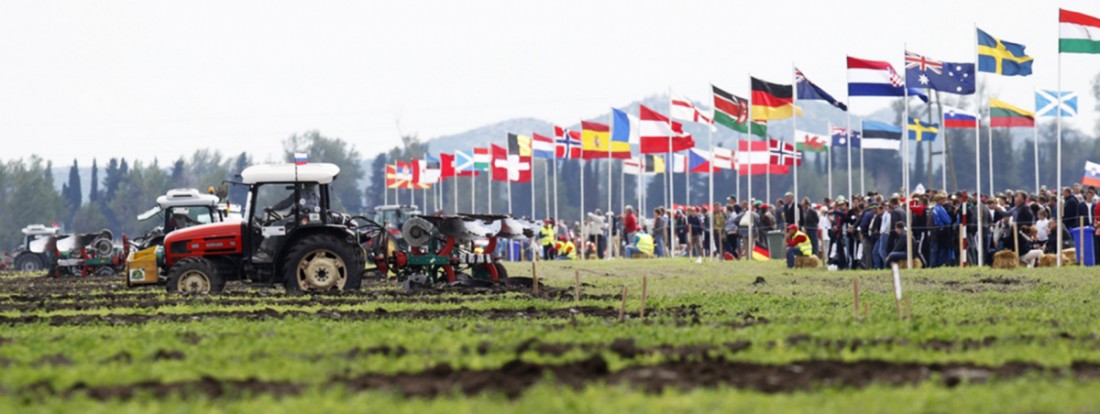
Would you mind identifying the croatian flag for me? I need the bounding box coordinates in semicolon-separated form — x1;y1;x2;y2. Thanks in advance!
848;56;928;100
293;152;308;166
944;107;979;129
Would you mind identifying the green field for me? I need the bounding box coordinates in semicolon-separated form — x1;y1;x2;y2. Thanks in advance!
2;260;1100;413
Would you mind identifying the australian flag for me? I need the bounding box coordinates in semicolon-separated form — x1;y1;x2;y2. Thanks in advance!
830;126;861;149
905;51;975;95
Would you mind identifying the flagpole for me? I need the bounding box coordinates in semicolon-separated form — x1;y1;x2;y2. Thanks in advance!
903;43;913;269
846;97;853;199
1056;44;1064;267
508;173;513;215
608;110;614;260
747;77;755;261
453;168;458;214
988;111;993;197
470;171;475;214
941;109;947;191
859;117;865;196
827;122;833;198
487;167;492;214
791;64;800;238
553;157;559;222
667;87;676;257
973;22;984;267
580;156;586;261
544;158;550;220
1032;87;1040;194
708;118;716;259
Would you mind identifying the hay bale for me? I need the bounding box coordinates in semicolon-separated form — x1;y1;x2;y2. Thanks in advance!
992;250;1019;269
794;255;820;268
1062;248;1078;266
1038;254;1058;267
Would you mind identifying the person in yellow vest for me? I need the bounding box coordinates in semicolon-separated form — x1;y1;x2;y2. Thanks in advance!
554;236;577;260
785;224;812;268
625;230;655;258
539;220;556;260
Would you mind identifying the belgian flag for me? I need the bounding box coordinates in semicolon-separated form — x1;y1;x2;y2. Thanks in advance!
751;77;798;121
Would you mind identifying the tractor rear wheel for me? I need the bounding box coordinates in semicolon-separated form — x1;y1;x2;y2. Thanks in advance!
166;257;225;294
283;234;363;292
13;253;45;272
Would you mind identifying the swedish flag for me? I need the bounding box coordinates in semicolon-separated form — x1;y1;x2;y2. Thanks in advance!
977;28;1033;77
908;118;939;142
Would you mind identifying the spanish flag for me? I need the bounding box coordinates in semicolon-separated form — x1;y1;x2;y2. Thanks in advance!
751;77;800;121
581;121;630;159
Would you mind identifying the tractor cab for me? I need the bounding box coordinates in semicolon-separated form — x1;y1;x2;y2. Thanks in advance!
134;188;225;249
11;224;61;271
371;204;421;234
156;163;366;294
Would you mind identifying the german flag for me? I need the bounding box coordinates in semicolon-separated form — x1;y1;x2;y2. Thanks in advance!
751;243;771;261
751;77;798;121
989;98;1035;128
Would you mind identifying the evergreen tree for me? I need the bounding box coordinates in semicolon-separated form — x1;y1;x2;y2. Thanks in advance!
89;158;99;203
63;159;82;228
365;153;388;209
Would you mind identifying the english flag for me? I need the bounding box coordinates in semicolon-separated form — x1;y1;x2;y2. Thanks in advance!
713;147;735;170
670;92;715;126
638;105;695;154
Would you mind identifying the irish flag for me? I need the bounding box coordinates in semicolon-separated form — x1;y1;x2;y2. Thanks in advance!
1061;9;1100;54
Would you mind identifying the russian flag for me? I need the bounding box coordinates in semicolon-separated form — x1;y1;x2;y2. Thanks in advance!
944;107;979;129
293;152;308;166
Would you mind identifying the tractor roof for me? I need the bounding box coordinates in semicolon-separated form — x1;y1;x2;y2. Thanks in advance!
157;188;221;209
240;163;340;185
21;224;60;236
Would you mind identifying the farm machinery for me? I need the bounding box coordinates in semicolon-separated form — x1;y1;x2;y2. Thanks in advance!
11;224;129;276
126;188;230;287
11;224;60;271
362;213;539;289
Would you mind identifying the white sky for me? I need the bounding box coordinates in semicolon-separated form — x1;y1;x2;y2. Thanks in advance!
1;0;1096;166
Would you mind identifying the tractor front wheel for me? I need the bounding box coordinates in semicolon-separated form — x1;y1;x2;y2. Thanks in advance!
283;234;363;293
166;257;225;294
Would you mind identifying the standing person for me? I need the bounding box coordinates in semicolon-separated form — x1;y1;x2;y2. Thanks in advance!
868;205;885;269
586;210;606;259
874;199;895;269
622;206;639;247
858;203;876;269
713;203;726;257
723;205;741;260
686;207;704;257
930;194;953;268
783;192;796;231
652;207;667;258
784;224;812;268
737;203;760;258
539;220;556;261
1062;187;1080;229
801;198;820;256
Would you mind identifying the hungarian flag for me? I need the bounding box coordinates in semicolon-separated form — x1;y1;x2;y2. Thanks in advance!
990;98;1035;127
1060;9;1100;54
554;126;582;158
713;84;767;137
638;105;695;154
769;139;802;167
751;77;798;121
473;147;491;171
439;153;456;180
737;141;789;175
581;121;629;159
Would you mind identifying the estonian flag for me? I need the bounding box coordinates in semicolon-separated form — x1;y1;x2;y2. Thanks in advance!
861;121;902;151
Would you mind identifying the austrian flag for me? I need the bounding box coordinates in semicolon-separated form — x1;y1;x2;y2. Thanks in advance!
638;105;694;154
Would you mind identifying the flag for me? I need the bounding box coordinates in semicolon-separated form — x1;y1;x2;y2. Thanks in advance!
612;108;641;147
490;144;508;182
712;84;767;137
507;133;532;156
293;152;308;166
737;140;789;175
751;77;797;121
768;139;802;167
688;148;712;173
395;161;414;189
1060;9;1100;54
439;152;456;179
670;153;687;173
1035;90;1078;117
861;121;902;150
977;28;1034;76
473;147;491;171
385;164;401;189
847;56;928;100
670;93;714;125
554;126;582;159
795;129;829;152
795;68;847;111
990;98;1035;128
413;157;440;185
454;150;480;176
908;118;939;142
713;147;735;170
581;120;629;159
638;105;695;154
830;126;861;149
751;243;770;261
904;51;975;95
645;155;666;174
944;107;979;129
1084;161;1100;187
624;158;644;175
532;133;556;159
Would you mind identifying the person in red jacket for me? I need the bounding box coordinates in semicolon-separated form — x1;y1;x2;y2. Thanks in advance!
622;206;640;244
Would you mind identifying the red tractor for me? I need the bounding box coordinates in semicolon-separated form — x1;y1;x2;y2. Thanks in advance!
157;163;370;293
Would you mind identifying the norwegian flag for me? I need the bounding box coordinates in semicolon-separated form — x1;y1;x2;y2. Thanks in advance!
768;139;802;167
554;125;582;158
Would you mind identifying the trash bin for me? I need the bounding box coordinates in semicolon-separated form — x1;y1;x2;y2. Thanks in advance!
1071;227;1095;266
766;231;786;259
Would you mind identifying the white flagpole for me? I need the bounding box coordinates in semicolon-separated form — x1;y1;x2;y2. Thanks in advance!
530;162;535;219
1033;87;1040;194
846;93;853;199
544;158;550;219
708;121;716;259
988;112;993;197
508;171;513;215
608;111;614;260
1056;47;1064;267
667;87;677;256
553;156;559;221
487;167;492;214
791;64;800;234
827;122;833;198
581;146;586;261
903;43;913;269
973;23;984;267
941;108;947;191
859;117;865;196
470;171;475;213
747;78;755;260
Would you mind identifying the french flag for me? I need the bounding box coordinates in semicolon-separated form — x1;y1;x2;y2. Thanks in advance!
944;107;979;129
848;56;927;100
293;152;308;166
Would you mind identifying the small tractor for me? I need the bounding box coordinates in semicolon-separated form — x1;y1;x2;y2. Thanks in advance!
12;224;60;272
131;162;379;294
370;204;422;231
126;188;229;287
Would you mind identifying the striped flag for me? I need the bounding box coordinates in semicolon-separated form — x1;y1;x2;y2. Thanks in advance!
473;147;491;171
532;133;556;159
944;107;979;129
638;105;694;154
1060;9;1100;54
990;98;1035;128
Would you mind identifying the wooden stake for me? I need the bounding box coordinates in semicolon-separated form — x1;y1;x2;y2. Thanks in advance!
852;276;860;320
640;276;648;318
573;270;580;303
904;297;911;320
1012;222;1019;255
862;302;869;319
618;285;628;322
531;261;539;295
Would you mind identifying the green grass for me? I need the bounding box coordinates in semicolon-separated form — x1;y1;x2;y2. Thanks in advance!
2;259;1100;413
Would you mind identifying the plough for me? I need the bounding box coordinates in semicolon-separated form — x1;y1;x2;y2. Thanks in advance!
364;213;539;289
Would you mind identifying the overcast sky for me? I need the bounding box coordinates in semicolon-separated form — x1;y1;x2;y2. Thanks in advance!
1;0;1096;166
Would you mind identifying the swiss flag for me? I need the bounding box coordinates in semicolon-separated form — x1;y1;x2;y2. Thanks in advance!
439;153;455;180
491;144;509;182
